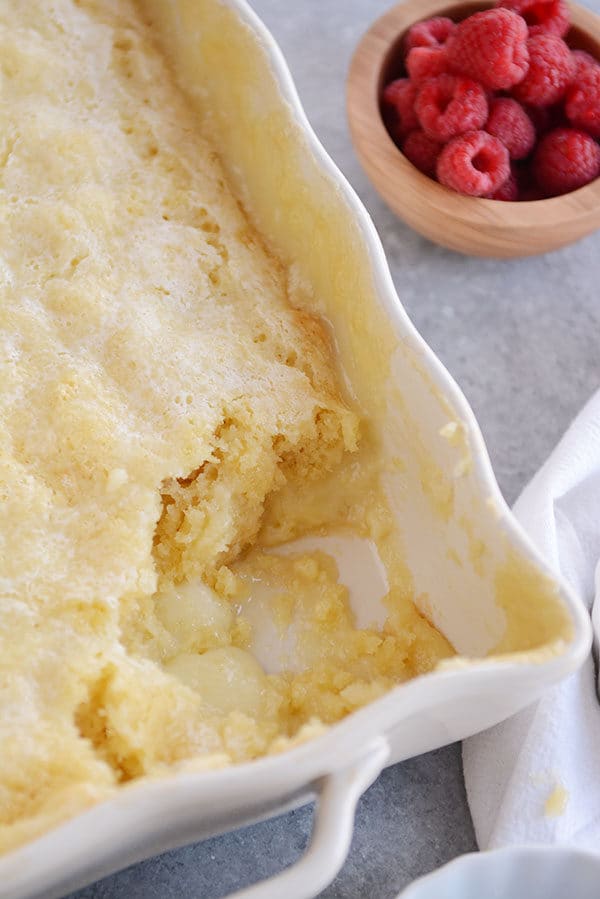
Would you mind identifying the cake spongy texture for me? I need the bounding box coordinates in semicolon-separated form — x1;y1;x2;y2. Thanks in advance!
0;0;352;844
446;8;530;90
0;0;454;855
0;0;359;848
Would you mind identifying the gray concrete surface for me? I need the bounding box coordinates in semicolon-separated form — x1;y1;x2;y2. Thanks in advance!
70;1;600;897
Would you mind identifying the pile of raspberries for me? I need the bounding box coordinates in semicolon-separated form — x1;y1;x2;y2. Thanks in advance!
381;0;600;199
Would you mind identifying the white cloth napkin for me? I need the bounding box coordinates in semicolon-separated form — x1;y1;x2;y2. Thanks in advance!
463;389;600;850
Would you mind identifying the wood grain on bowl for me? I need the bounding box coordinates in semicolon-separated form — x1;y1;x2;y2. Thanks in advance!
347;0;600;258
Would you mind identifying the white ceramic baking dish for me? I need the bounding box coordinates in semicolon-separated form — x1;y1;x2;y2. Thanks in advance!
398;846;600;899
0;2;592;898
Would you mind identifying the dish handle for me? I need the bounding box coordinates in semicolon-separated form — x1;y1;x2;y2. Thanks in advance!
226;737;389;899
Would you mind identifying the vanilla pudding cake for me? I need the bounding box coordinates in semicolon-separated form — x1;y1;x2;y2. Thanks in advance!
0;0;453;853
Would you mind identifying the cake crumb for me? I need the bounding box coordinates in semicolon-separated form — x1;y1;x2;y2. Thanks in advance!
545;784;569;817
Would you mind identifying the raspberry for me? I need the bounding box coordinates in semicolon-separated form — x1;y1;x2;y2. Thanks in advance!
513;158;537;190
402;130;443;176
512;35;573;106
415;74;488;142
533;127;600;195
437;130;510;196
445;9;529;90
381;79;419;142
572;49;599;79
488;169;519;200
497;0;570;38
566;64;600;138
405;17;455;50
526;104;550;134
406;46;447;83
486;98;536;159
521;184;548;200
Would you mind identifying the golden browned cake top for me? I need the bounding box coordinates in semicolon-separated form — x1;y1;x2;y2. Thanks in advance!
0;0;452;854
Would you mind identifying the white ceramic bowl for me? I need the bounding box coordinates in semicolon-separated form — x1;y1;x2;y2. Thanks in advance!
0;2;592;899
399;846;600;899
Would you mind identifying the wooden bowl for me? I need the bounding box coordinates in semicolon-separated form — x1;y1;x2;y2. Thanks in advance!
347;0;600;258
